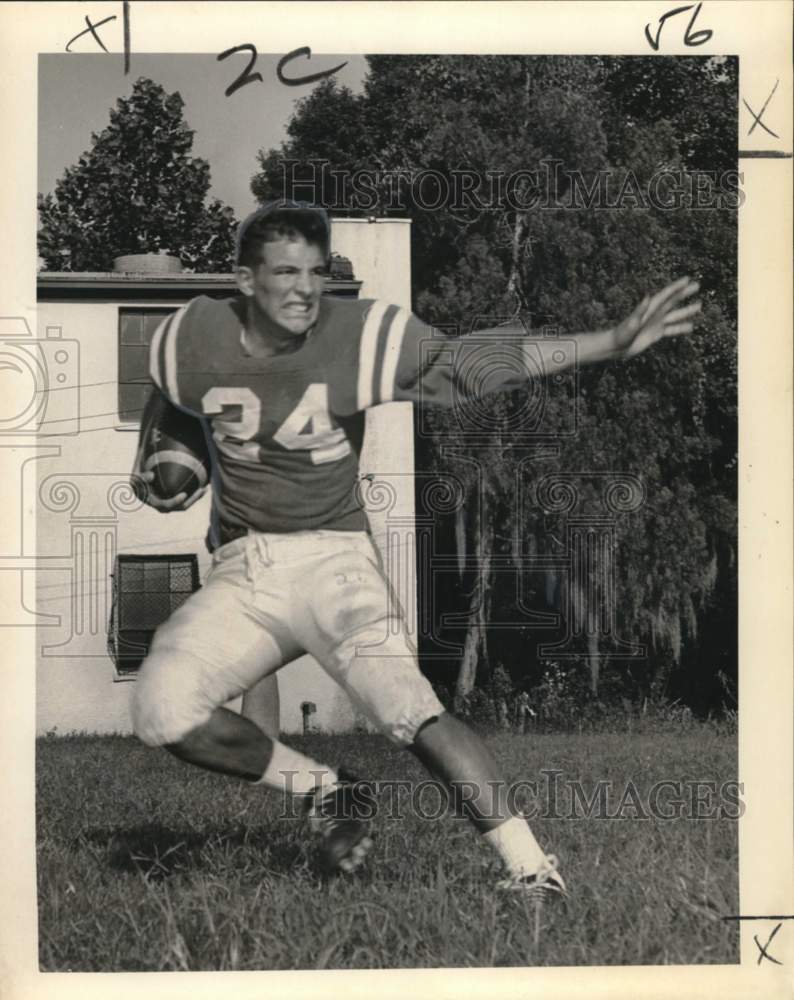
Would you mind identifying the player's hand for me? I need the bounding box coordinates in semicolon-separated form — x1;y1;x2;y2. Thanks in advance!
131;469;208;512
610;277;701;359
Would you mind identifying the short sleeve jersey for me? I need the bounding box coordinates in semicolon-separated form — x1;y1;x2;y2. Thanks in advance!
149;295;536;535
148;295;427;535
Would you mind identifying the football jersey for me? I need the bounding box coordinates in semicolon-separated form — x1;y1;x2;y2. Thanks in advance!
149;294;537;535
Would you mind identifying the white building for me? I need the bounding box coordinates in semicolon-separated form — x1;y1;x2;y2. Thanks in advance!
33;219;417;736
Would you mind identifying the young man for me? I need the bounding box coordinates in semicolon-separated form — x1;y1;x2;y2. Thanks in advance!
132;201;700;898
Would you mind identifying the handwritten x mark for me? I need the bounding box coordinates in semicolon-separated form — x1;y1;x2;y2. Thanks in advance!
754;922;783;965
66;14;116;54
743;80;780;139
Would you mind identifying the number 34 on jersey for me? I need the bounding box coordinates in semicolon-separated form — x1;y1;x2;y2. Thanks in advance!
147;293;431;475
202;383;351;466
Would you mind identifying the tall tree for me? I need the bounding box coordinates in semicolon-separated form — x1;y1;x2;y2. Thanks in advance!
251;56;737;708
38;77;237;272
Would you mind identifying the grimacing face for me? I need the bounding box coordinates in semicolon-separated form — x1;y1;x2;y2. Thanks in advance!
238;235;327;336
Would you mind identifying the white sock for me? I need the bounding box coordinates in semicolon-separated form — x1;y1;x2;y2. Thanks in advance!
253;740;338;796
482;816;548;878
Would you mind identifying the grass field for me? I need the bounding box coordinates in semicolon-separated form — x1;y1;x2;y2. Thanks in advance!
36;726;739;971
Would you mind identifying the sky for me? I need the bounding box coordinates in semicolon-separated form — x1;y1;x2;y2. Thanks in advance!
38;53;368;220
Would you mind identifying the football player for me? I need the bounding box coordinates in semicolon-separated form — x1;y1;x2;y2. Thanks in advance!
131;201;700;895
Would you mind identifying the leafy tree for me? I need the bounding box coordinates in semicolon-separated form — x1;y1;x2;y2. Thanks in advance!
38;77;237;272
601;56;737;174
251;56;737;712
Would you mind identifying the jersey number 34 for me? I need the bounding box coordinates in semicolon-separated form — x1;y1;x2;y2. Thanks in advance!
201;383;351;465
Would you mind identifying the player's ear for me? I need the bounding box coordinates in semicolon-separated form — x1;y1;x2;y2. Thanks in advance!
236;266;255;297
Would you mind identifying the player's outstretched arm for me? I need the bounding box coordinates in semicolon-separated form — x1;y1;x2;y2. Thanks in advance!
353;277;701;413
473;276;701;373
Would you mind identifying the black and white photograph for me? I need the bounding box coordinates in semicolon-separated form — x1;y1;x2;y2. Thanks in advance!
1;1;792;995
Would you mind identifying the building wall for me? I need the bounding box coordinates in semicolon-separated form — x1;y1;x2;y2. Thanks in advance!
35;219;416;736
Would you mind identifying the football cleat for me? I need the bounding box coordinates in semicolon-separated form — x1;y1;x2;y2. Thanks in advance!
303;770;375;875
497;854;568;902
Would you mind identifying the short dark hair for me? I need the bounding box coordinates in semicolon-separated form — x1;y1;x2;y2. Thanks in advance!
236;201;331;269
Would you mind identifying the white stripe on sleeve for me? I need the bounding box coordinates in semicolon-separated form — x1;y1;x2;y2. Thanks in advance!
148;314;170;389
357;300;388;411
163;306;186;406
379;307;410;403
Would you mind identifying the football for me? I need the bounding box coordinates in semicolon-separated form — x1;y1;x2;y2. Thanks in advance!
136;390;211;502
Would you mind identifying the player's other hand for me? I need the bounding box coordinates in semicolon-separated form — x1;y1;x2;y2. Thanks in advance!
611;277;701;359
131;469;208;512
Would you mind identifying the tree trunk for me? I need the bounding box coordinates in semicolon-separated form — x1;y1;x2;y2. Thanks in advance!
454;505;493;711
587;631;601;695
505;211;529;316
570;575;601;695
455;503;466;579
